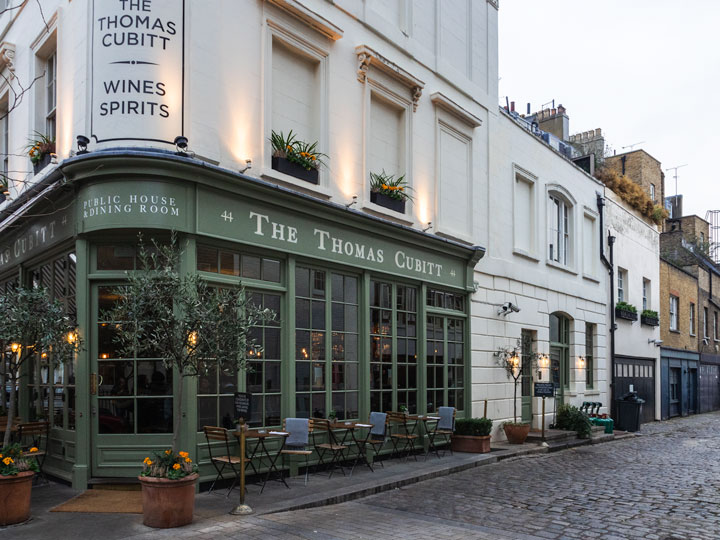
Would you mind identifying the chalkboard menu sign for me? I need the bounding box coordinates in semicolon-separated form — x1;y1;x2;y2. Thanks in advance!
534;382;555;398
234;392;251;421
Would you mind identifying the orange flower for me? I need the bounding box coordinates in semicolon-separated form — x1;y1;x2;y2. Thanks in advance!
165;450;171;455
143;457;152;465
185;457;192;463
29;447;38;453
178;451;189;458
2;457;13;465
172;463;181;470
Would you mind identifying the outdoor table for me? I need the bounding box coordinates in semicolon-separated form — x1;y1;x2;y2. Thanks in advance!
327;421;366;461
233;429;289;483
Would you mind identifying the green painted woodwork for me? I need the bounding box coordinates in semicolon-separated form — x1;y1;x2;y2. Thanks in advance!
0;201;75;273
0;153;485;486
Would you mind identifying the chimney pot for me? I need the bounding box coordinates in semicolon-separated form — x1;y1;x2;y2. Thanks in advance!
510;101;515;112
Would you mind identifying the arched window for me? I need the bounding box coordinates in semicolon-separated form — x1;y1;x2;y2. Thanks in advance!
548;194;570;265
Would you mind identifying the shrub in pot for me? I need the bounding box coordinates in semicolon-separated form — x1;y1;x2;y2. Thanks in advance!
495;342;535;444
369;170;413;213
139;449;199;528
451;417;493;453
0;444;39;526
554;404;592;439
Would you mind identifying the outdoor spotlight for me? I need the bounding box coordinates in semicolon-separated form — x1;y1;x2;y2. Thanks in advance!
577;356;586;369
76;135;90;154
423;221;433;232
240;159;252;174
174;135;189;154
345;195;358;209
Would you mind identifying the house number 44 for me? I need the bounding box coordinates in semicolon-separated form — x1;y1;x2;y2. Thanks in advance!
221;211;234;222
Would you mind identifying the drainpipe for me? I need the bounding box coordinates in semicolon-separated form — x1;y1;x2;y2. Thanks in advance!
597;193;617;417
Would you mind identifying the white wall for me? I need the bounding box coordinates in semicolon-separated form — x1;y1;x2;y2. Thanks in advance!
0;0;499;243
473;110;609;438
604;189;662;420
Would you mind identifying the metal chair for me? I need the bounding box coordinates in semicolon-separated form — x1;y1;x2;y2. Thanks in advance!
203;426;245;497
352;411;387;475
311;418;348;478
17;421;49;483
387;411;419;461
264;418;313;492
426;406;455;459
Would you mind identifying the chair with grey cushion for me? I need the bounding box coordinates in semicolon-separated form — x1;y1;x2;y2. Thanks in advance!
262;418;313;492
352;412;387;475
425;406;455;459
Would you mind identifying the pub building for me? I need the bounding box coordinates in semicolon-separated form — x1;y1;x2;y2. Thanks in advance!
0;0;493;489
0;151;483;487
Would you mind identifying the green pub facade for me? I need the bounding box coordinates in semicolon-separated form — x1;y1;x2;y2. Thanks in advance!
1;151;483;489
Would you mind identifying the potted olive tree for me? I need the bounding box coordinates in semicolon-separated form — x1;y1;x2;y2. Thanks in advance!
104;233;274;528
0;286;79;524
450;417;493;453
496;343;532;444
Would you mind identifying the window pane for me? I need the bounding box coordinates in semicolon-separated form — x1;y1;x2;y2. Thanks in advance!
262;258;281;282
220;251;240;276
197;245;218;272
242;255;261;279
99;398;134;434
97;246;135;270
137;398;173;433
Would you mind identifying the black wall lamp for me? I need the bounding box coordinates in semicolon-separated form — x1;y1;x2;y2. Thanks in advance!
174;135;189;154
76;135;90;155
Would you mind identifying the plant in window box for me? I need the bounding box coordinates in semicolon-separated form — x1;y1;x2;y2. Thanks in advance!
369;170;412;213
270;130;326;184
641;309;659;327
615;301;638;322
103;233;275;528
0;444;39;526
327;409;337;422
25;132;56;174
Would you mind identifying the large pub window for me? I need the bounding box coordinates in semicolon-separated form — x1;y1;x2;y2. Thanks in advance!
26;253;77;430
97;286;173;434
370;280;394;413
330;273;359;420
0;277;18;414
295;267;359;420
295;267;327;418
246;292;282;427
426;288;466;413
396;285;418;413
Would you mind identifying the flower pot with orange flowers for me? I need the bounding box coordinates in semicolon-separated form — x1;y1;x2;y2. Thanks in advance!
26;132;56;175
270;130;326;185
138;449;199;529
369;171;412;214
0;444;39;526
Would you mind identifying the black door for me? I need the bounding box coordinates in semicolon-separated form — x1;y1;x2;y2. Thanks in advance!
687;368;698;415
669;367;681;417
614;357;656;424
699;364;720;413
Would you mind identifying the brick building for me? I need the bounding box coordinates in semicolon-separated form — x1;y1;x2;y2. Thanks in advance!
605;150;664;206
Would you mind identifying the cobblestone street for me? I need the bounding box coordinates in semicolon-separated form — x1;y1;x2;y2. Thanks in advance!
8;413;720;540
251;413;720;540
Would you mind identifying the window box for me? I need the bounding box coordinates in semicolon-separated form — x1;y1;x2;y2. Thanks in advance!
370;191;405;213
641;314;659;326
616;307;638;322
271;156;318;185
33;153;52;174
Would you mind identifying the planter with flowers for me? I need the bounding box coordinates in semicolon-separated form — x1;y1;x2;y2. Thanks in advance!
139;449;199;528
0;444;39;526
270;130;326;184
26;133;56;175
641;309;659;327
369;171;412;213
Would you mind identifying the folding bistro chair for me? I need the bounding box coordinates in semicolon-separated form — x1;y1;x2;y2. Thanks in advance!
426;406;455;459
203;426;246;497
311;418;348;478
352;411;387;475
263;418;312;492
17;421;49;483
387;411;418;461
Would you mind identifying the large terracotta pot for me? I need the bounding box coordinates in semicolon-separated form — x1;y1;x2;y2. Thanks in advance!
503;423;531;444
450;434;491;453
139;473;198;528
0;471;34;526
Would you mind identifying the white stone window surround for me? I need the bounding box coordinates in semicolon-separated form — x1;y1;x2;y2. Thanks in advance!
582;206;599;282
356;45;422;222
261;17;330;196
545;184;577;273
511;164;538;262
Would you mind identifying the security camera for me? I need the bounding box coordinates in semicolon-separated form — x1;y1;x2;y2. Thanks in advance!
497;302;521;316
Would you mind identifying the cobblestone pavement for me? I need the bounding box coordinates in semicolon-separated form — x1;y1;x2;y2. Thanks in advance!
9;413;720;539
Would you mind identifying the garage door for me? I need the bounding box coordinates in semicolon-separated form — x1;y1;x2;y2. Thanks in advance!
699;363;720;413
614;357;656;424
